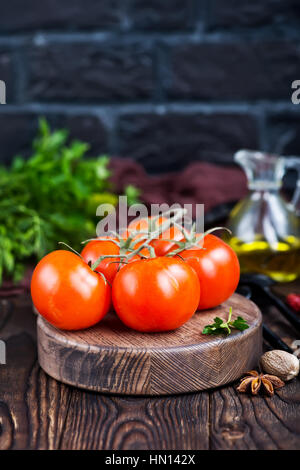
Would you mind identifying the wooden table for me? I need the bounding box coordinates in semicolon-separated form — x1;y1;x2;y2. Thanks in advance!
0;283;300;450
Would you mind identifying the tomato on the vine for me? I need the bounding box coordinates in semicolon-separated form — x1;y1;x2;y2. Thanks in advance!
31;250;110;330
112;257;200;332
127;216;185;257
81;236;142;283
81;237;121;284
172;234;240;310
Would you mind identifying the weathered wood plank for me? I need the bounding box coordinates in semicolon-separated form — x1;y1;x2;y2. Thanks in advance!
209;284;300;450
209;379;300;450
59;392;209;450
0;297;70;449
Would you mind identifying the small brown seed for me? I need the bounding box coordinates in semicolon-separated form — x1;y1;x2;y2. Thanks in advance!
260;350;300;381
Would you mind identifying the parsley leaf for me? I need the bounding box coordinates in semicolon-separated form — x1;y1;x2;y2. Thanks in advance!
0;118;140;285
231;316;250;331
202;307;249;336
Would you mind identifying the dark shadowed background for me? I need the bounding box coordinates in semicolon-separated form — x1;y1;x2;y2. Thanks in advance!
0;0;300;173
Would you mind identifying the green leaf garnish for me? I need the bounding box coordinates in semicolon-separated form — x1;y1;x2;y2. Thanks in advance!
202;307;249;336
0;118;140;285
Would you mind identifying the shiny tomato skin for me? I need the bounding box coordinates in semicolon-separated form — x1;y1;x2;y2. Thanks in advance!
178;234;240;310
81;237;120;284
112;257;200;332
31;250;110;330
81;237;142;283
127;216;185;257
151;225;184;257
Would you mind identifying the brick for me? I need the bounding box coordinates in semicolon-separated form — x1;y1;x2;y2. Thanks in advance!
267;111;300;193
209;0;300;30
118;112;259;173
128;0;194;31
0;0;123;32
0;113;108;164
53;114;109;156
268;112;300;155
27;42;154;102
166;41;300;101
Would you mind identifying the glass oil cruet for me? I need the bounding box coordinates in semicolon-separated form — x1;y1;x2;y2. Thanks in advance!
226;150;300;282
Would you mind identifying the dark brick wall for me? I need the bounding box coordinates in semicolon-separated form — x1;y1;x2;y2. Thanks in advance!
0;1;299;173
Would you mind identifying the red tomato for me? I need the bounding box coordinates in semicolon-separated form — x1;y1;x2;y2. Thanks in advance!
31;250;110;330
127;216;185;257
81;237;120;284
112;257;200;332
81;237;142;283
176;234;240;310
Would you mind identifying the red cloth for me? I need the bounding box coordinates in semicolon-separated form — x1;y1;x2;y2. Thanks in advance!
109;158;247;214
1;158;247;296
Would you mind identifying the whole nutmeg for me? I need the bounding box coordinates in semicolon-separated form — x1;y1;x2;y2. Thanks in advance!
260;350;300;381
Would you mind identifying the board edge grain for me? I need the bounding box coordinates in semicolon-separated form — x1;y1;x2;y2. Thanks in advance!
37;295;262;396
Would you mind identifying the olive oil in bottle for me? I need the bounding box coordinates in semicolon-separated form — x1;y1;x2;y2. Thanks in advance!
226;150;300;282
228;235;300;282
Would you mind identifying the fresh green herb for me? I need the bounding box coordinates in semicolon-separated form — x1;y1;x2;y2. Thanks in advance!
0;118;139;285
202;307;249;336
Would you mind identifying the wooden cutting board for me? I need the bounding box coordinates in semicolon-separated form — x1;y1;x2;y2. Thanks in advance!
37;294;262;396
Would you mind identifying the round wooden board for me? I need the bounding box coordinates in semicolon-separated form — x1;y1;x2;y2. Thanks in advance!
37;294;262;396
